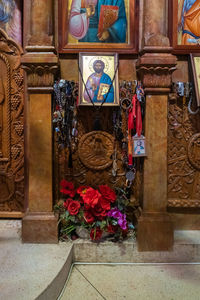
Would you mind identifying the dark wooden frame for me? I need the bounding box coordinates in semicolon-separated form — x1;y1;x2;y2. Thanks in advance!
190;54;200;106
58;0;138;53
169;0;200;54
78;52;119;106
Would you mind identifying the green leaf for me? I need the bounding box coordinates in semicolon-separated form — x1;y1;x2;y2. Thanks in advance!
68;215;76;222
100;220;107;229
111;219;118;226
96;221;101;227
65;211;69;218
94;227;96;239
61;224;76;235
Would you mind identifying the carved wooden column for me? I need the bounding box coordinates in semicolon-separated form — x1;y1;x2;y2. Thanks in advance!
136;0;177;251
21;0;58;243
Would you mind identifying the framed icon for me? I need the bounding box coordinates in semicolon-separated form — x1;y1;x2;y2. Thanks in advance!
190;53;200;107
132;136;146;157
169;0;200;53
78;52;119;106
58;0;138;53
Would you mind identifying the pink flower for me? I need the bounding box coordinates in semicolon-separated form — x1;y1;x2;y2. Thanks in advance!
118;216;127;230
107;208;123;219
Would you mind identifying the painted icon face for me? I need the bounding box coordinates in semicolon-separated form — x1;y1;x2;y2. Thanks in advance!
94;62;104;73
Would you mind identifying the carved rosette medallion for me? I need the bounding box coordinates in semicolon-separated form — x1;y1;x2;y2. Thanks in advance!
78;131;114;170
188;133;200;171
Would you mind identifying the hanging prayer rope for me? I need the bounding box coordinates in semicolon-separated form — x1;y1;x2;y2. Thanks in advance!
53;80;78;153
118;81;146;187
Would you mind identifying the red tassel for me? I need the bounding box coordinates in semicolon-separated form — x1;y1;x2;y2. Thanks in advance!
136;101;142;137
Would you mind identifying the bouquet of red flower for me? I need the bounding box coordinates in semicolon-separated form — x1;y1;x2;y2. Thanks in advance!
55;180;134;242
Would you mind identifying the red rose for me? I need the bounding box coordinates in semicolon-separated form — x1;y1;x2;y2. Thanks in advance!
77;186;88;197
92;203;107;218
99;185;116;203
122;228;129;237
82;187;101;208
100;197;111;211
84;211;95;224
90;227;102;241
68;200;81;215
107;224;117;234
63;198;72;210
60;180;75;197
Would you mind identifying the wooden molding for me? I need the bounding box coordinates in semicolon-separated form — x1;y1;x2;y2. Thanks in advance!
21;52;59;89
136;52;177;94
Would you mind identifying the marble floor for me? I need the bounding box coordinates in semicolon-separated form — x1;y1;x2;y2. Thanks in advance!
0;220;73;300
1;220;200;300
60;263;200;300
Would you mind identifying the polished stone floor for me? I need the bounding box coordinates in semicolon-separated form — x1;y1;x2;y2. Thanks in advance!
60;263;200;300
0;220;73;300
1;220;200;300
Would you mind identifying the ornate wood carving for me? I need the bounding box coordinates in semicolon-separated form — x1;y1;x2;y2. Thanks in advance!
78;131;114;171
0;29;24;212
139;66;176;89
53;107;142;205
22;64;58;88
188;133;200;171
136;52;177;94
21;53;58;90
168;94;200;207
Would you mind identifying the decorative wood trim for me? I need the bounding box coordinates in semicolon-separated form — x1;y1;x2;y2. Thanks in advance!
21;53;59;89
168;93;200;208
0;29;25;213
136;52;177;94
168;199;200;208
0;212;25;218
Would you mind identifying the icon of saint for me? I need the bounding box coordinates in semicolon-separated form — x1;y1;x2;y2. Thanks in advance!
69;0;127;43
178;0;200;45
83;59;114;103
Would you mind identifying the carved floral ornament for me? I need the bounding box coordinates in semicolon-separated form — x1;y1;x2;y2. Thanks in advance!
137;65;176;91
0;28;24;212
136;52;177;93
22;64;58;87
188;133;200;171
167;95;200;208
0;29;22;70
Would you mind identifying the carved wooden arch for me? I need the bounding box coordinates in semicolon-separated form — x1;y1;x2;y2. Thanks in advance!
0;29;24;214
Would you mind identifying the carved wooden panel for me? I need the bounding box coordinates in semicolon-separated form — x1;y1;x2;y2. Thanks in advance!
0;29;24;213
168;96;200;207
53;106;143;205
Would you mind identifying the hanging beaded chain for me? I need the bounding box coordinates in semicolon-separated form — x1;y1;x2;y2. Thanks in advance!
116;80;145;187
53;79;78;150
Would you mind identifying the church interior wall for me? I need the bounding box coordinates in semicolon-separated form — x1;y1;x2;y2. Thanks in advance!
0;0;199;247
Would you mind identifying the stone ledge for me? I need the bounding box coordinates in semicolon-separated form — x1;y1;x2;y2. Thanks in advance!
72;234;200;263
